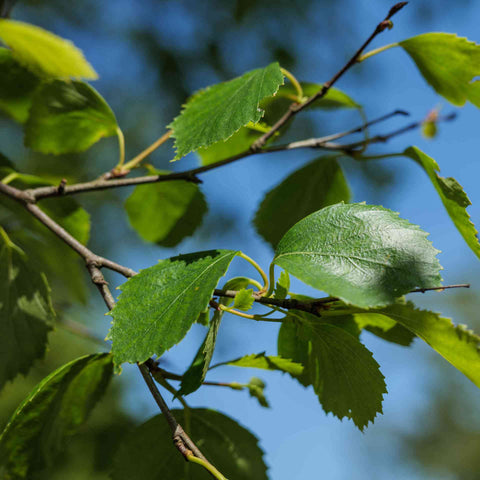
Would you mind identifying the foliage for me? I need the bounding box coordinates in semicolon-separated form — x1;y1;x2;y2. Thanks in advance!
1;3;480;479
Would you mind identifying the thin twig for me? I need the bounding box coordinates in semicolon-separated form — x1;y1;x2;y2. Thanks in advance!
249;2;408;151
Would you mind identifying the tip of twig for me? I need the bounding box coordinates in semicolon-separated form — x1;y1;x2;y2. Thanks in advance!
387;2;408;19
395;109;410;117
443;112;458;122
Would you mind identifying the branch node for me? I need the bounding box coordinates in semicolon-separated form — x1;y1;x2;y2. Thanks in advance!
57;178;67;194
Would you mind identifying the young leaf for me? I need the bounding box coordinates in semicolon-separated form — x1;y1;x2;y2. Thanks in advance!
125;169;207;247
254;157;351;249
233;288;255;311
25;80;118;154
399;33;480;107
274;270;290;299
0;354;113;479
278;312;386;431
178;309;223;396
0;19;97;79
169;62;284;159
273;203;443;308
109;250;238;366
213;352;304;376
246;377;269;408
404;146;480;259
0;47;40;122
111;409;268;480
0;231;54;392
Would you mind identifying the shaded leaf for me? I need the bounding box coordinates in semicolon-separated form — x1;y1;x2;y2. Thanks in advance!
178;309;223;396
111;409;268;480
213;352;304;376
125;169;207;247
404;146;480;259
0;231;54;392
25;80;117;154
0;19;97;79
274;203;443;308
399;33;480;106
0;47;40;122
0;354;113;479
278;311;386;430
109;250;238;366
254;157;351;249
246;377;269;408
169;62;284;159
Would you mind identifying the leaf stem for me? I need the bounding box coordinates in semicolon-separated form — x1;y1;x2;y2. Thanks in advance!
238;252;268;293
357;42;399;62
1;172;19;185
123;130;173;171
187;455;229;480
115;126;126;168
265;263;276;298
280;67;304;102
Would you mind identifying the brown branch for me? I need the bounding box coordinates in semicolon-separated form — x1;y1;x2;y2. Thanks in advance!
249;2;408;151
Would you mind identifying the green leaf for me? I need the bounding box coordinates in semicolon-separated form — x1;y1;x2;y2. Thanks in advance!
0;19;97;79
197;123;266;166
404;146;480;259
399;33;480;107
111;409;268;480
109;250;238;366
355;312;416;346
0;48;40;123
246;377;269;408
0;231;54;392
125;169;207;247
178;309;223;396
25;80;118;154
233;288;255;311
214;352;304;376
278;312;386;430
373;301;480;388
274;203;443;308
169;62;284;159
0;354;113;479
254;157;351;249
274;270;290;300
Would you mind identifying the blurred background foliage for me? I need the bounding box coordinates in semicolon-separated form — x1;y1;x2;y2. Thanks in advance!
1;0;479;479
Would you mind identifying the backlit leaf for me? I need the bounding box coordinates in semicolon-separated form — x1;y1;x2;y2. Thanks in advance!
25;80;118;154
246;377;269;408
109;250;238;366
254;157;351;249
233;288;255;311
274;203;443;308
111;409;268;480
0;354;113;479
169;62;284;159
404;146;480;259
0;19;97;79
274;270;290;300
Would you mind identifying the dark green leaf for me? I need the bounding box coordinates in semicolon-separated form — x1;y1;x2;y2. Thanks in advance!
178;309;223;396
278;312;386;430
169;62;284;159
109;250;238;366
111;409;268;480
274;270;290;300
0;230;54;391
246;377;269;408
404;146;480;259
125;169;207;247
254;157;351;249
0;48;40;122
0;19;97;79
399;33;480;106
274;203;443;308
25;80;118;154
0;354;113;479
214;352;304;376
